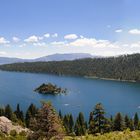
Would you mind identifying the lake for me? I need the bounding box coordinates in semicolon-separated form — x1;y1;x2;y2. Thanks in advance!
0;70;140;119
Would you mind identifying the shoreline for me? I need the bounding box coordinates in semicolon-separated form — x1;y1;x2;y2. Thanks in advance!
84;76;137;83
0;70;138;83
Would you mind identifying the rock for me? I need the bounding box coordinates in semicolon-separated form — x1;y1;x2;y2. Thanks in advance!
0;116;30;134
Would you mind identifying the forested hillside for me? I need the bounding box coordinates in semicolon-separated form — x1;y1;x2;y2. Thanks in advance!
0;53;139;81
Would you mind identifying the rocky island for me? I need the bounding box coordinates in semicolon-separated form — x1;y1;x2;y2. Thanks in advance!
34;83;67;95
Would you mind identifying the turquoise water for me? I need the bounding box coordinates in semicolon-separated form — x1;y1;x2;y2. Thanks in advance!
0;71;140;119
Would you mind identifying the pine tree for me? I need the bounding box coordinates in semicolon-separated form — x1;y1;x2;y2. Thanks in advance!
124;115;130;129
110;115;114;131
74;112;86;136
28;101;65;140
134;113;139;130
93;103;106;133
74;121;80;136
113;112;124;131
69;114;74;133
63;114;74;134
129;118;134;131
88;111;94;134
63;114;70;133
14;104;24;122
25;103;37;127
0;107;5;116
5;104;13;120
59;110;63;120
104;118;112;132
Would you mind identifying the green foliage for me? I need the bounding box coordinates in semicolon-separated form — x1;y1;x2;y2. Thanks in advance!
25;103;37;127
0;132;27;140
64;130;140;140
28;102;65;140
74;112;87;136
59;110;63;120
63;114;74;134
14;104;24;122
35;82;67;95
124;115;131;129
10;130;17;137
5;104;13;120
0;53;140;81
88;112;94;134
134;112;139;130
0;108;5;116
0;102;140;139
113;112;124;131
93;103;107;133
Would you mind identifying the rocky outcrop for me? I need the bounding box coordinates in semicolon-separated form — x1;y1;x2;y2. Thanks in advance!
0;116;30;134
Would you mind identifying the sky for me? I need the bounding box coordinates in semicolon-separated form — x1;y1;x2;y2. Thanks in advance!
0;0;140;58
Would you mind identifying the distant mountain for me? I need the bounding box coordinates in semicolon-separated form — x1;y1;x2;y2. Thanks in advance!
34;53;95;62
0;53;96;65
0;57;26;65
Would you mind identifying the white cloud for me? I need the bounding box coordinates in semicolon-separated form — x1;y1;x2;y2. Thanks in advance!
19;43;26;48
33;42;46;47
64;34;78;40
51;41;66;46
44;33;50;38
12;37;20;42
52;33;58;38
38;36;44;40
68;38;119;48
24;35;39;43
0;37;9;44
122;44;129;47
130;42;140;48
80;35;84;39
129;29;140;35
0;51;7;55
115;29;123;33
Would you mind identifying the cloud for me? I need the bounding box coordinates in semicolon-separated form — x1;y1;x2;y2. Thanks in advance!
51;41;66;46
44;33;50;38
0;51;7;55
130;42;140;48
64;34;78;40
68;38;119;48
0;37;9;44
33;42;46;47
52;33;58;38
80;35;84;39
24;35;39;43
129;29;140;35
38;36;44;40
12;37;20;42
122;44;129;47
19;43;26;48
115;29;123;33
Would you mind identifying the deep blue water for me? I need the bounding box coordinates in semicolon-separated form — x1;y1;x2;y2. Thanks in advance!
0;71;140;119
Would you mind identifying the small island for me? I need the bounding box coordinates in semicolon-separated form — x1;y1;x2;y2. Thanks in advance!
34;83;67;95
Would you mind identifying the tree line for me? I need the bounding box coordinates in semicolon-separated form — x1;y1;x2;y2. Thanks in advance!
0;53;140;81
0;102;140;139
61;103;140;136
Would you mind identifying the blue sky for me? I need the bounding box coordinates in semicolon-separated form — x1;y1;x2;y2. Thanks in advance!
0;0;140;58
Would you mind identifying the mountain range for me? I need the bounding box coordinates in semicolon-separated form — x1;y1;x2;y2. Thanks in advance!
0;53;97;65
